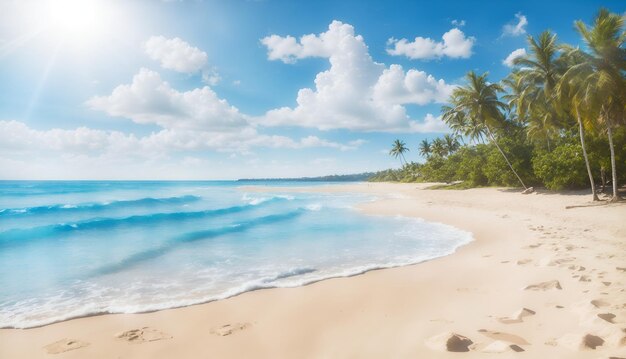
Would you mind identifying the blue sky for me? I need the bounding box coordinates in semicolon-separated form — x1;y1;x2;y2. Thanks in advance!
0;0;623;179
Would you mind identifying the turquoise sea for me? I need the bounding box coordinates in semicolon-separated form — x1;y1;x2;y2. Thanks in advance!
0;181;472;328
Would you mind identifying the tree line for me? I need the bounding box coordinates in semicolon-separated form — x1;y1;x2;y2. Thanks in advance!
375;9;625;202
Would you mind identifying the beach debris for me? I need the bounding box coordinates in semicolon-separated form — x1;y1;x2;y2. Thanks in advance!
521;187;534;195
425;332;473;352
498;307;536;324
524;280;562;291
115;327;172;343
210;322;251;336
43;338;89;354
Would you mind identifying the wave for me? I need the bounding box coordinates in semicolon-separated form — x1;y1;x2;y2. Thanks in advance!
92;209;304;276
0;238;471;329
0;195;201;217
262;267;317;282
241;193;294;205
0;197;288;248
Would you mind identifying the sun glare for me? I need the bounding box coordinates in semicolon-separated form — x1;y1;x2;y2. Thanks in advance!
43;0;109;43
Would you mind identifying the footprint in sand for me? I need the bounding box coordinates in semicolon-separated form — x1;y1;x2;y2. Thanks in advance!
568;264;586;271
524;280;562;291
497;307;536;324
523;243;542;249
516;258;532;265
590;299;610;308
210;322;251;336
116;327;172;343
477;329;530;346
597;313;616;323
548;257;576;267
43;338;89;354
425;332;473;352
481;340;525;353
557;333;605;350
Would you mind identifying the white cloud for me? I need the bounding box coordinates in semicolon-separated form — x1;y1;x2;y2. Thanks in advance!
260;21;453;133
408;114;449;133
86;68;246;131
386;28;475;60
144;36;208;73
260;23;355;64
502;13;528;37
373;64;454;105
503;48;527;67
0;120;363;162
451;19;465;27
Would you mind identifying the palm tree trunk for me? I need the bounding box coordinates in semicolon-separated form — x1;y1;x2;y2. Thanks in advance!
576;107;599;201
485;126;528;190
605;116;620;202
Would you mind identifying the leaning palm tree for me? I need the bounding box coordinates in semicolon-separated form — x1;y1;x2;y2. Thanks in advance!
442;71;529;190
563;8;626;201
418;139;431;158
389;139;409;166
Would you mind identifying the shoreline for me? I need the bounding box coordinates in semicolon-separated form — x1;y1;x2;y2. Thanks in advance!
1;182;625;358
1;186;473;330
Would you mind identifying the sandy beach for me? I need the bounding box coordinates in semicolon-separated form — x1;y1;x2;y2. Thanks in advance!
1;182;625;358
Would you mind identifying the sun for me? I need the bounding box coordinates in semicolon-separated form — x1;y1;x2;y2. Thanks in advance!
43;0;108;43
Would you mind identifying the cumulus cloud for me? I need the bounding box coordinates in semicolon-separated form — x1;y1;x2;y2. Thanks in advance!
386;28;475;60
260;21;453;133
260;23;355;63
502;13;528;37
503;48;527;67
86;68;246;131
373;64;454;105
144;36;208;73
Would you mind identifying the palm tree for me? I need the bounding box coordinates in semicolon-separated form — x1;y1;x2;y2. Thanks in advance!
389;139;409;166
557;49;600;201
509;31;566;151
443;134;461;154
563;8;626;201
442;71;529;190
442;105;486;144
431;138;447;157
418;139;431;158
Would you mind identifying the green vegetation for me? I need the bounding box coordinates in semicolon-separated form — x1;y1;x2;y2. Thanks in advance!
370;8;626;201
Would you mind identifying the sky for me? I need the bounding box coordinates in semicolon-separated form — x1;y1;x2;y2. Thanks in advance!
0;0;623;180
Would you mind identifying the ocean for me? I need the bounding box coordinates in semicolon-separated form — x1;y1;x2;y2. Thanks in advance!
0;181;472;329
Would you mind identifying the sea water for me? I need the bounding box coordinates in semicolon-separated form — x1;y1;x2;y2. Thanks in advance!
0;181;472;328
